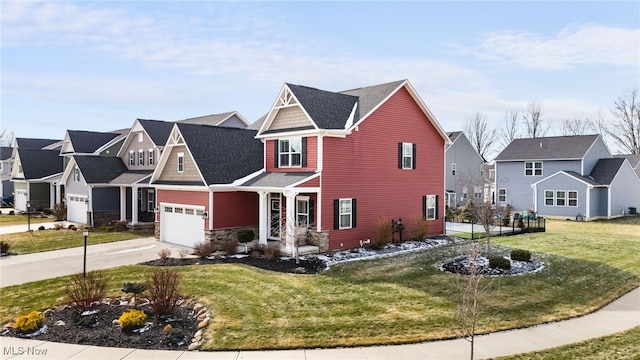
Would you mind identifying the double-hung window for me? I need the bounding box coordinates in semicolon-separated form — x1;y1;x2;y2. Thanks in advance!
425;195;437;220
148;149;154;166
334;198;356;229
147;189;155;212
451;163;456;176
279;138;302;167
398;142;416;169
129;151;135;166
555;190;566;206
544;190;554;206
138;150;144;166
498;188;507;202
73;166;80;182
568;191;578;207
525;161;543;176
177;152;184;173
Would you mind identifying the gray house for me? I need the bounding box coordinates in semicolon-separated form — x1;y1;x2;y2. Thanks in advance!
445;131;485;208
10;148;64;211
495;134;640;220
1;147;14;200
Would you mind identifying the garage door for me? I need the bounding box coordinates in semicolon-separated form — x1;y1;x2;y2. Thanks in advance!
160;203;205;248
67;195;88;224
14;190;27;211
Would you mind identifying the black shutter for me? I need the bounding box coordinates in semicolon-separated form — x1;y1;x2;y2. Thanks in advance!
435;195;439;219
412;143;417;169
398;143;403;169
333;199;339;229
309;199;314;226
274;140;279;168
302;137;307;167
352;199;357;228
422;195;427;219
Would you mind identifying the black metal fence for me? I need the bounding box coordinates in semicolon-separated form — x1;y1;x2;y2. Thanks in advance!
445;215;546;240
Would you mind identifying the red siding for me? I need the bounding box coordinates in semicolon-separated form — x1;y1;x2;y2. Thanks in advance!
296;176;320;188
158;189;210;227
265;136;318;172
321;87;445;250
213;192;259;228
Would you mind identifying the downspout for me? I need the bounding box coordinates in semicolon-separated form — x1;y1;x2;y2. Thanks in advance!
89;185;94;227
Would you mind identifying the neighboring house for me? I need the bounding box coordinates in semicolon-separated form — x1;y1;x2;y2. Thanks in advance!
15;137;61;150
177;111;250;128
10;149;63;211
494;134;640;220
616;154;640;178
1;147;14;200
239;79;449;253
484;163;496;205
444;131;486;208
150;123;264;248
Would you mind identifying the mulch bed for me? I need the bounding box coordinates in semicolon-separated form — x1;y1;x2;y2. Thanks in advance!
141;255;327;274
2;301;199;350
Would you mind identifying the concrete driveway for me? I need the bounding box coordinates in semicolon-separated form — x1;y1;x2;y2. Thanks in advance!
0;237;192;287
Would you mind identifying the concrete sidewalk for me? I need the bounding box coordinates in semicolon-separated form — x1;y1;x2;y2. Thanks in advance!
1;287;638;359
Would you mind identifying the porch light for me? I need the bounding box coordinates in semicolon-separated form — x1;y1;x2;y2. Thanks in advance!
202;211;209;220
154;207;159;213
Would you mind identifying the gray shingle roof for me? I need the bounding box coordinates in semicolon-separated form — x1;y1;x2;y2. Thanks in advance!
561;171;602;186
447;131;463;141
137;119;175;147
616;154;640;168
340;80;405;119
240;172;316;188
287;84;358;130
494;134;601;161
176;123;264;185
16;138;60;149
66;130;121;154
17;149;63;179
73;155;128;184
0;147;12;161
589;158;626;185
177;112;237;126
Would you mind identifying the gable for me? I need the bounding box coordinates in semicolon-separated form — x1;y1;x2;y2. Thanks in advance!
269;106;315;131
156;144;204;185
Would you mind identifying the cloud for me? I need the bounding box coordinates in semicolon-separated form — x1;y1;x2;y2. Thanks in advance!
473;24;640;70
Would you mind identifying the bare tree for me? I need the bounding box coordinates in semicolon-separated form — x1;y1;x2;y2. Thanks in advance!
588;110;613;150
561;118;590;136
609;88;640;154
499;111;519;148
465;112;496;160
523;101;550;138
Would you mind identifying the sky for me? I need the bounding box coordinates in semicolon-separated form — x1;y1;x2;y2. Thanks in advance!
1;1;639;159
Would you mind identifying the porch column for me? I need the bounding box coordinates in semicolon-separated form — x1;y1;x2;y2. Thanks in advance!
258;191;268;245
131;186;138;225
284;190;297;255
49;183;55;209
55;183;61;206
119;187;127;221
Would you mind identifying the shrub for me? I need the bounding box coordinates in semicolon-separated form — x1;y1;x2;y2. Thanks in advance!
407;215;429;241
511;249;531;262
54;223;64;230
164;327;187;346
122;282;147;306
489;256;511;270
264;242;281;260
0;241;10;254
9;210;15;215
193;241;215;258
119;309;147;331
68;224;77;230
53;203;67;221
147;268;182;316
236;228;255;243
112;220;127;232
461;199;477;223
66;271;108;313
373;218;393;249
517;217;524;229
15;311;45;334
38;225;45;231
219;239;238;255
158;248;171;261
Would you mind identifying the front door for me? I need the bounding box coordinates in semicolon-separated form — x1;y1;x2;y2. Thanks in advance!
269;193;281;239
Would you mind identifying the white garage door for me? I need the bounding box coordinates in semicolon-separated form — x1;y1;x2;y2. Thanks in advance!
14;190;27;211
160;203;205;248
67;195;88;224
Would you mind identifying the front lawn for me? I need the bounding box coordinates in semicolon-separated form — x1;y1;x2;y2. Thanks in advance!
0;216;637;350
0;229;155;254
0;214;56;226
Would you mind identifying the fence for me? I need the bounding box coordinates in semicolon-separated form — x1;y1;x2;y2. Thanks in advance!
445;215;546;240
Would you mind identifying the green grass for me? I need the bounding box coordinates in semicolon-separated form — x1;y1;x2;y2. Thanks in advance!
0;216;638;350
495;326;640;360
0;214;56;226
0;229;155;254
